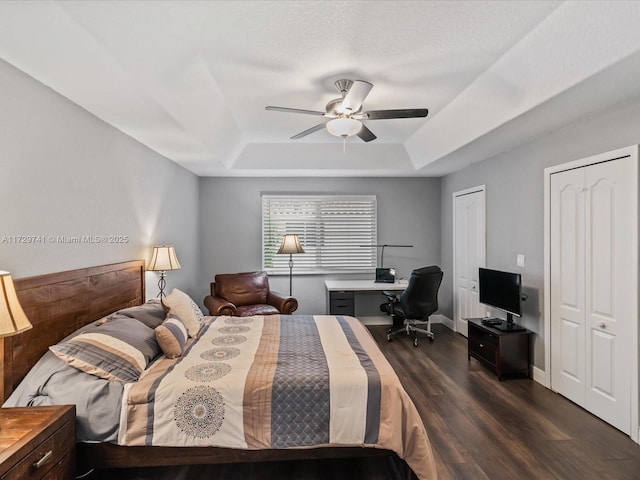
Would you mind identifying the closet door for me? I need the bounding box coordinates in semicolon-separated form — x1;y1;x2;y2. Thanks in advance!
550;156;635;435
550;168;586;406
584;159;634;434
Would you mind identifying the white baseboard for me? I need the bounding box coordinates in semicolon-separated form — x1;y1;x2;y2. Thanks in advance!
359;315;392;326
433;314;454;330
532;366;546;386
359;314;453;328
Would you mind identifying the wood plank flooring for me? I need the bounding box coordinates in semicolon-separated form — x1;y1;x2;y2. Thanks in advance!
86;324;640;480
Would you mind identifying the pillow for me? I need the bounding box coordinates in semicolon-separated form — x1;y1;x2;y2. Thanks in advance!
113;300;166;329
49;317;160;383
163;288;204;337
155;314;188;359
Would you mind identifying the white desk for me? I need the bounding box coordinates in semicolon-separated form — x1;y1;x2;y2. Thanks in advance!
324;279;407;318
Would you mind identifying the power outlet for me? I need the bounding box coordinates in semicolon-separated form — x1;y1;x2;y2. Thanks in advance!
517;254;525;267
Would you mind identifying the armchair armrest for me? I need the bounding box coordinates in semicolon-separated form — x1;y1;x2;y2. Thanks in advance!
267;291;298;314
204;295;237;316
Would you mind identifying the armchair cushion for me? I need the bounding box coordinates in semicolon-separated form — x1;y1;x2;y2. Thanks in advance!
203;271;298;317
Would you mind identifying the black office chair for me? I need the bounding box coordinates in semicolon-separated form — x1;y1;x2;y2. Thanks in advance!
381;265;443;347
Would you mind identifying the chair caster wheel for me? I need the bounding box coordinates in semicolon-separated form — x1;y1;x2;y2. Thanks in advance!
387;334;392;342
428;336;434;342
413;338;418;347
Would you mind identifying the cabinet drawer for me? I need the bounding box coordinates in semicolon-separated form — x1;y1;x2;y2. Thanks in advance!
470;328;498;346
329;301;354;316
469;339;497;367
330;291;355;301
2;421;74;480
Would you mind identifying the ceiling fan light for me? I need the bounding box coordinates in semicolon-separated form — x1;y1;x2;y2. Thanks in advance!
326;118;362;138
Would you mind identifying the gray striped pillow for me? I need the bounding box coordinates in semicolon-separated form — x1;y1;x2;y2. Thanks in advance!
49;317;160;383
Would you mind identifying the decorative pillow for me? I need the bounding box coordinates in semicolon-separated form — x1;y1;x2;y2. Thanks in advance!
113;300;166;329
155;314;188;359
163;288;204;337
49;317;160;383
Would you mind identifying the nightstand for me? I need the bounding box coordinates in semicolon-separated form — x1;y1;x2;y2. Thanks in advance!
0;405;75;480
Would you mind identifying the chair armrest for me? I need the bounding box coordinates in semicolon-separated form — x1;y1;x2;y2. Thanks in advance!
267;291;298;314
204;295;237;316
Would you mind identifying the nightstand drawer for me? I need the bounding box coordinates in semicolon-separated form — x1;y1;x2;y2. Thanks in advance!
2;420;74;480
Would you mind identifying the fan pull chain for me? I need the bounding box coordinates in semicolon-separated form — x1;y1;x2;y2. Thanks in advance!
343;136;346;155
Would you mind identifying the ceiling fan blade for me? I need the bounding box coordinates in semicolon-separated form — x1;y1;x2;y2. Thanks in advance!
339;80;373;113
266;106;325;116
357;124;377;142
364;108;429;120
291;123;326;139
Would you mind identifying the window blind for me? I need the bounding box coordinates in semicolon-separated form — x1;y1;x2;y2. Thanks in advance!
262;195;377;274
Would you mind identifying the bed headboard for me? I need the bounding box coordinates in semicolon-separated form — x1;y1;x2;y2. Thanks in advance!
1;260;145;401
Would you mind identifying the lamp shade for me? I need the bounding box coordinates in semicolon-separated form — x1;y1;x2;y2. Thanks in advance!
277;234;305;255
326;118;362;138
0;271;33;337
148;245;181;272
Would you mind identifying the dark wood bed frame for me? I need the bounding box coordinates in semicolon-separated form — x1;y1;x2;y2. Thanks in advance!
2;261;415;478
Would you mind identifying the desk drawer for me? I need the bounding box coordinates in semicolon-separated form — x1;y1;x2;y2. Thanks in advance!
329;291;355;316
329;300;354;316
330;291;355;301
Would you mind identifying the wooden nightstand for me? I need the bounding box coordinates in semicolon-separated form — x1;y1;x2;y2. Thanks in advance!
0;405;75;480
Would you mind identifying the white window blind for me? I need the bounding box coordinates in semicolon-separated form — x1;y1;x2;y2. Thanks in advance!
262;195;377;274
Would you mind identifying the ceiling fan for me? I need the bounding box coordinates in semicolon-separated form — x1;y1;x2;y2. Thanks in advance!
265;79;428;142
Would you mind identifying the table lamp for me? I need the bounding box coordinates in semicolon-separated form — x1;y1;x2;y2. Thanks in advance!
277;234;305;296
0;271;33;337
148;245;181;298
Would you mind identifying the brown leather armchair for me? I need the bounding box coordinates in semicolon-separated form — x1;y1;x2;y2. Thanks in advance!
203;271;298;317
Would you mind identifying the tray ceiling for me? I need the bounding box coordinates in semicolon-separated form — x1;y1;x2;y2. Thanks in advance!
1;1;640;177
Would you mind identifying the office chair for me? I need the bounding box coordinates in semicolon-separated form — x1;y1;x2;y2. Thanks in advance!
381;265;443;347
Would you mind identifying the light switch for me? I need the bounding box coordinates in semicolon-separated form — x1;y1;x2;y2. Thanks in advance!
517;254;525;267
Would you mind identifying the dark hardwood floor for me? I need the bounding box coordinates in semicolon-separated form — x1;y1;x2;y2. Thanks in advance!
86;323;640;480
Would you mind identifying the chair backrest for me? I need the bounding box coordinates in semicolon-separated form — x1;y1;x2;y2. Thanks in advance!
213;271;270;306
399;266;443;319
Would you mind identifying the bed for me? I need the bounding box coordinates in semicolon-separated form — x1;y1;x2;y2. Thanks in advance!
1;261;436;479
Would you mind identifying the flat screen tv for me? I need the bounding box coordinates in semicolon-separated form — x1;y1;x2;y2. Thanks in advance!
478;267;523;331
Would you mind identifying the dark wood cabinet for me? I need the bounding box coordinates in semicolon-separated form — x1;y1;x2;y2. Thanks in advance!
467;318;532;380
0;405;75;480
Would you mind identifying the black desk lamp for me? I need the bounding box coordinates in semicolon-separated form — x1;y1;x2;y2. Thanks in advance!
277;234;305;296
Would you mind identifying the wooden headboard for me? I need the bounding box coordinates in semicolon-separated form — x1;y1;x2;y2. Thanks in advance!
1;260;145;401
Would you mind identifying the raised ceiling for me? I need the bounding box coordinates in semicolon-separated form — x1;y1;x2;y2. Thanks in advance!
1;1;640;177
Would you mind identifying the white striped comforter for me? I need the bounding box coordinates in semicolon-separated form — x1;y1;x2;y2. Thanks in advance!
119;315;436;479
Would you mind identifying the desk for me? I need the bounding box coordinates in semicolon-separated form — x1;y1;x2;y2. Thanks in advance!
324;280;407;317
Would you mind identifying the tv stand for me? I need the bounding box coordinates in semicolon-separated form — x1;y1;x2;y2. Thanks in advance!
467;317;533;380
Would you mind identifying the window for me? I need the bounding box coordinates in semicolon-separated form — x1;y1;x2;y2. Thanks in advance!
262;195;377;274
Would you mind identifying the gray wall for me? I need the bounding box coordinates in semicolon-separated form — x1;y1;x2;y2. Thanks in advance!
440;94;640;371
0;59;200;300
198;177;441;315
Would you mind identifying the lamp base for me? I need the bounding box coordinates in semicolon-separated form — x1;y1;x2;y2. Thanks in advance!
157;271;167;298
